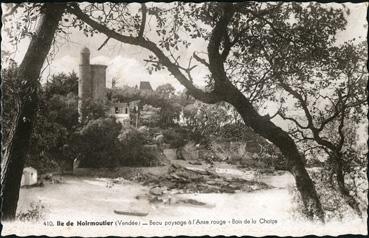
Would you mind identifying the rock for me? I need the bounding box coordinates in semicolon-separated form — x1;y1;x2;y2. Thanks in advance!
181;142;199;160
41;173;53;180
183;166;209;175
220;186;236;193
227;184;241;190
149;186;164;196
169;173;182;180
155;134;165;144
138;126;149;133
163;148;177;160
114;210;149;216
176;198;207;206
189;160;202;165
206;180;217;185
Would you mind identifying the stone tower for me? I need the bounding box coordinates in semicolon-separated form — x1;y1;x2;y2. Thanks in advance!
78;47;107;121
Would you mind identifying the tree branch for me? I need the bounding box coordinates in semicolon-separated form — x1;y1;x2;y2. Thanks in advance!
68;4;220;104
193;52;209;68
278;111;309;129
138;3;147;38
207;3;235;86
97;37;110;50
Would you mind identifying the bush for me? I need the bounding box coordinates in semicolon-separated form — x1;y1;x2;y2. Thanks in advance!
80;99;108;122
290;167;366;221
162;128;187;148
16;200;46;222
73;118;122;168
118;126;156;166
25;156;61;174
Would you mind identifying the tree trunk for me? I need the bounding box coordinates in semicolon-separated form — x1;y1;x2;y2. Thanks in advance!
1;3;65;221
68;4;325;222
335;157;362;217
219;81;325;222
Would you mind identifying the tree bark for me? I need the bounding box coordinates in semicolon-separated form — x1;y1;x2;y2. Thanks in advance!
1;3;65;221
334;155;362;217
69;4;325;222
219;80;325;222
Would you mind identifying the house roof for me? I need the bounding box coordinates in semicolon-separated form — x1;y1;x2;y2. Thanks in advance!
139;81;153;91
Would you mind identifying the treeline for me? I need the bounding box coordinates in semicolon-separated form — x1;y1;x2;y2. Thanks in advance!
2;66;162;172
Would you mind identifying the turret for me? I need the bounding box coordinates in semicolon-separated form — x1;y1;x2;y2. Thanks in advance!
78;47;107;122
80;46;90;65
78;47;92;122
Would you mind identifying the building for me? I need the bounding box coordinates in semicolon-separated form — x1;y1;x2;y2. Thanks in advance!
109;81;156;126
77;47;159;126
21;167;37;187
139;81;153;92
109;100;140;126
78;47;107;121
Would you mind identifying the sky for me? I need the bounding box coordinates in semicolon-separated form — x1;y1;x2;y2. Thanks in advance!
2;2;367;92
1;2;368;137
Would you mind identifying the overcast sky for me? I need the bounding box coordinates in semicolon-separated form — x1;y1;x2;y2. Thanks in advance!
1;2;367;139
2;2;367;91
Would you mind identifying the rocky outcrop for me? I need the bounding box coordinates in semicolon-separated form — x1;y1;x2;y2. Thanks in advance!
173;140;284;170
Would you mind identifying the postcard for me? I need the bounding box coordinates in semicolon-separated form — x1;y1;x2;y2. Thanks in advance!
1;1;367;237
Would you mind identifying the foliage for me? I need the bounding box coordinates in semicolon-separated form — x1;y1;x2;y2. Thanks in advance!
1;68;76;173
2;2;71;221
3;2;362;221
162;128;188;148
44;72;78;98
46;93;79;131
72;119;162;168
182;102;233;137
25;107;69;173
80;98;109;122
1;60;20;146
109;86;141;102
111;84;184;128
219;123;266;143
73;118;122;168
23;73;80;172
16;200;46;222
118;126;155;166
155;83;175;99
182;102;271;145
272;41;367;216
291;166;367;221
158;102;182;128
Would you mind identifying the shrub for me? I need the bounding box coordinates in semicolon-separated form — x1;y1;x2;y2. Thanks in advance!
80;98;108;122
16;200;46;222
25;155;61;174
118;126;155;166
73;118;122;168
162;128;187;148
290;167;366;221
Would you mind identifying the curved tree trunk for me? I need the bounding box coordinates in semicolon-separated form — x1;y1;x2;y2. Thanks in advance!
219;80;325;222
1;3;65;221
335;158;362;217
68;4;325;222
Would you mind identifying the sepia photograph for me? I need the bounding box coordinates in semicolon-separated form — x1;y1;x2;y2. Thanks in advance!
1;1;368;237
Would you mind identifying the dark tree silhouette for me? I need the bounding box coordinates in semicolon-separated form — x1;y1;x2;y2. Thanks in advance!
1;3;66;220
273;42;367;216
67;2;350;221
